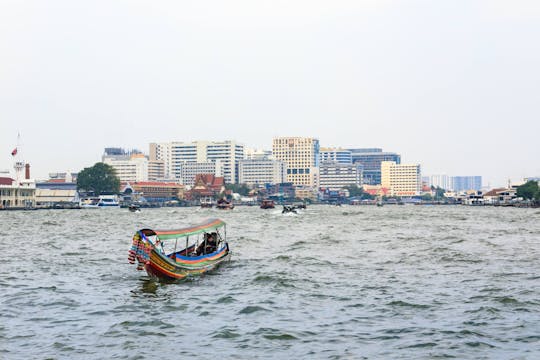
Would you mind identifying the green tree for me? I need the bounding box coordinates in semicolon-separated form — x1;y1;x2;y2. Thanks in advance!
431;186;446;200
516;180;539;200
77;162;120;196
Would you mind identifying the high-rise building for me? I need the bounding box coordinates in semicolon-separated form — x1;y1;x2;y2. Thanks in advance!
451;176;482;192
238;159;287;185
272;137;320;187
149;140;244;184
349;148;401;185
148;160;165;181
381;161;421;196
319;162;363;190
102;149;149;182
319;148;352;164
429;174;452;190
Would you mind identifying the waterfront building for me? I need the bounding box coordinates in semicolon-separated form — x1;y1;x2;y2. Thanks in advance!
451;176;482;192
150;140;244;184
265;182;295;200
128;181;185;202
35;179;78;207
381;161;421;196
319;148;352;164
102;148;149;182
272;137;320;187
319;161;363;190
185;174;225;200
0;177;36;209
295;186;318;201
178;161;224;187
238;159;287;186
348;148;401;185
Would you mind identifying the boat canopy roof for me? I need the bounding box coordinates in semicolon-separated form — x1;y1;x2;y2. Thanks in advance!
138;218;226;240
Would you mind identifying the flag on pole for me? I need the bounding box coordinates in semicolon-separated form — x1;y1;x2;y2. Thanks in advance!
11;148;17;156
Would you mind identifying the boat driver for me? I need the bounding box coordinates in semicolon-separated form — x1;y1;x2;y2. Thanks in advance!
196;233;218;255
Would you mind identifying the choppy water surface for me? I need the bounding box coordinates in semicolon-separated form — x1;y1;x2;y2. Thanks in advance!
1;205;539;359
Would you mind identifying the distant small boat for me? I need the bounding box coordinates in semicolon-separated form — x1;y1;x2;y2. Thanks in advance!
216;198;234;210
282;205;298;214
260;199;275;209
98;196;120;207
128;204;141;212
128;218;231;280
80;195;120;208
80;197;100;208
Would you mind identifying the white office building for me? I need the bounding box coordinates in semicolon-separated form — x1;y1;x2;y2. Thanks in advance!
150;140;244;184
319;162;363;190
319;148;352;164
102;152;149;182
429;174;453;190
238;159;287;185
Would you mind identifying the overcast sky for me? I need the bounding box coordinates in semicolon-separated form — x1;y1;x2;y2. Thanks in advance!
1;0;539;187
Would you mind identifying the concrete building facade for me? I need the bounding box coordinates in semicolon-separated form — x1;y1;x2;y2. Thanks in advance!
319;162;363;190
0;177;36;209
103;153;149;183
272;137;320;187
429;174;452;190
319;148;352;164
349;148;401;185
150;140;244;184
381;161;421;196
451;176;482;192
238;159;287;186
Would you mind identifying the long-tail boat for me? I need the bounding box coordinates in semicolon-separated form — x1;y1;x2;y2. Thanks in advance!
128;218;230;280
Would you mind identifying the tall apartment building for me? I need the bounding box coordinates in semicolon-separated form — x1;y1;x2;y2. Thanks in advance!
238;159;287;186
319;162;363;190
102;149;149;183
381;161;421;196
149;140;244;184
272;137;320;187
429;174;452;190
319;148;352;164
452;176;482;192
349;148;401;185
148;160;165;181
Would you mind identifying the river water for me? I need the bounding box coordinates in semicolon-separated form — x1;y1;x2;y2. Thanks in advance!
1;205;539;359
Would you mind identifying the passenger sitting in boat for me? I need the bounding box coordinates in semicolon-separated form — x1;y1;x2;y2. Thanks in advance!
196;233;218;255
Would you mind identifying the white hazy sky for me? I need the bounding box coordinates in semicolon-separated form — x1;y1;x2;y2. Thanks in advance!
1;0;539;187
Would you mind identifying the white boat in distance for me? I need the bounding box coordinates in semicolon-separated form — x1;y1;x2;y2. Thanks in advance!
80;195;120;208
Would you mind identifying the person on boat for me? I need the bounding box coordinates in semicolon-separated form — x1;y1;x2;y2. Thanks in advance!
196;233;218;256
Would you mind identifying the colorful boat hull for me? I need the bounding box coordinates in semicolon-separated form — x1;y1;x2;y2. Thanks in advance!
144;244;230;280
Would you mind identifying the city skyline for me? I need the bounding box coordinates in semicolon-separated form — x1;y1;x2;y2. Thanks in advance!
0;134;529;188
1;1;539;187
